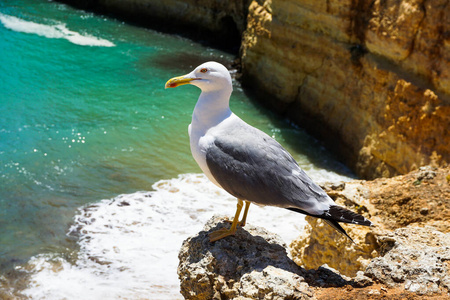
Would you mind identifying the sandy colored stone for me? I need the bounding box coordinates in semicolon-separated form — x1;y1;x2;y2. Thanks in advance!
289;166;450;278
365;226;450;295
361;166;450;232
179;214;450;299
290;216;382;278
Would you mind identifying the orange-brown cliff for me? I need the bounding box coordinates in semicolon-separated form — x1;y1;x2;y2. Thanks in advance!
241;0;449;179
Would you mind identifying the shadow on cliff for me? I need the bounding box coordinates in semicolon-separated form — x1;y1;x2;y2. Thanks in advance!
57;0;241;54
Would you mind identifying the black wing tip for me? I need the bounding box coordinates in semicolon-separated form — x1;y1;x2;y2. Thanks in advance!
324;205;373;227
287;206;373;227
286;206;374;244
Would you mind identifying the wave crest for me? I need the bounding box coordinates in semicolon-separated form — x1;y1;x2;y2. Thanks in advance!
20;174;306;299
0;13;115;47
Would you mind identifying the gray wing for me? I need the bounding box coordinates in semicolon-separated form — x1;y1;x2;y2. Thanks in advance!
205;123;333;215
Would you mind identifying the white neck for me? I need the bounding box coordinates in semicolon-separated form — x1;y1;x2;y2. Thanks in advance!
192;88;232;130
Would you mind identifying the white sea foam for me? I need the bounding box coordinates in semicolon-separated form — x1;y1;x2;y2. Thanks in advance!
21;171;350;299
0;13;115;47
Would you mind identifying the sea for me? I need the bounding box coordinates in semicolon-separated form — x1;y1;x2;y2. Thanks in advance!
0;0;356;299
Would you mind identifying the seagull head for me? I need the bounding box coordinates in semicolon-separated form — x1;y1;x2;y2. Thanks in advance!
165;61;232;93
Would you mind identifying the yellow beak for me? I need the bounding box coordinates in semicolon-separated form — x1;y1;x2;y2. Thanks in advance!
165;75;198;89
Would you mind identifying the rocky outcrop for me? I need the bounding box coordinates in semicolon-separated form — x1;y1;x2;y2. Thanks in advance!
289;166;450;296
178;216;450;299
241;0;450;179
365;226;450;295
291;166;449;275
178;215;315;300
290;216;382;278
327;166;450;232
177;215;373;300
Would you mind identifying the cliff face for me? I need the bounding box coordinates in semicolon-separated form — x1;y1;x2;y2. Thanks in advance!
60;0;449;179
241;0;449;178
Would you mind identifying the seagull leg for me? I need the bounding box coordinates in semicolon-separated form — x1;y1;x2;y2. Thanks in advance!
209;199;244;242
238;201;251;227
224;200;251;227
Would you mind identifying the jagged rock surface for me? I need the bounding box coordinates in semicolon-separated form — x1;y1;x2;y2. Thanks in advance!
290;216;382;278
178;216;376;299
365;226;450;295
324;166;450;233
178;215;450;299
290;166;450;277
179;216;449;299
177;215;315;300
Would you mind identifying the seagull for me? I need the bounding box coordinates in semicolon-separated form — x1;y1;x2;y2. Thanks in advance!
165;61;372;242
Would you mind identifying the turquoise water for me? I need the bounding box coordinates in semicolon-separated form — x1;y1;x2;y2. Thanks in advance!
0;0;353;296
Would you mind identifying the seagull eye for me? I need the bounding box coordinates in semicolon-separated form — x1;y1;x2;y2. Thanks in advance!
200;68;208;73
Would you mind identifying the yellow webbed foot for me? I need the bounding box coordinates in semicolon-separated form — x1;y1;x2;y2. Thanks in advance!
209;227;238;242
209;199;249;242
224;219;246;227
223;200;251;227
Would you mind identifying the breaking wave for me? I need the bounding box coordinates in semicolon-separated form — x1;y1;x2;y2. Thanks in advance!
19;173;312;299
0;13;115;47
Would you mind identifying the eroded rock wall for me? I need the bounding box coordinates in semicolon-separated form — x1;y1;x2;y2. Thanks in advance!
241;0;450;179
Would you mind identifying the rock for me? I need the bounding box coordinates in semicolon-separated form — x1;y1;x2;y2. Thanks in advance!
289;167;450;297
346;166;450;232
60;0;250;51
290;167;450;278
179;215;450;299
364;226;450;295
178;215;315;299
290;216;382;277
178;216;378;299
352;271;374;288
290;178;383;278
416;166;438;182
